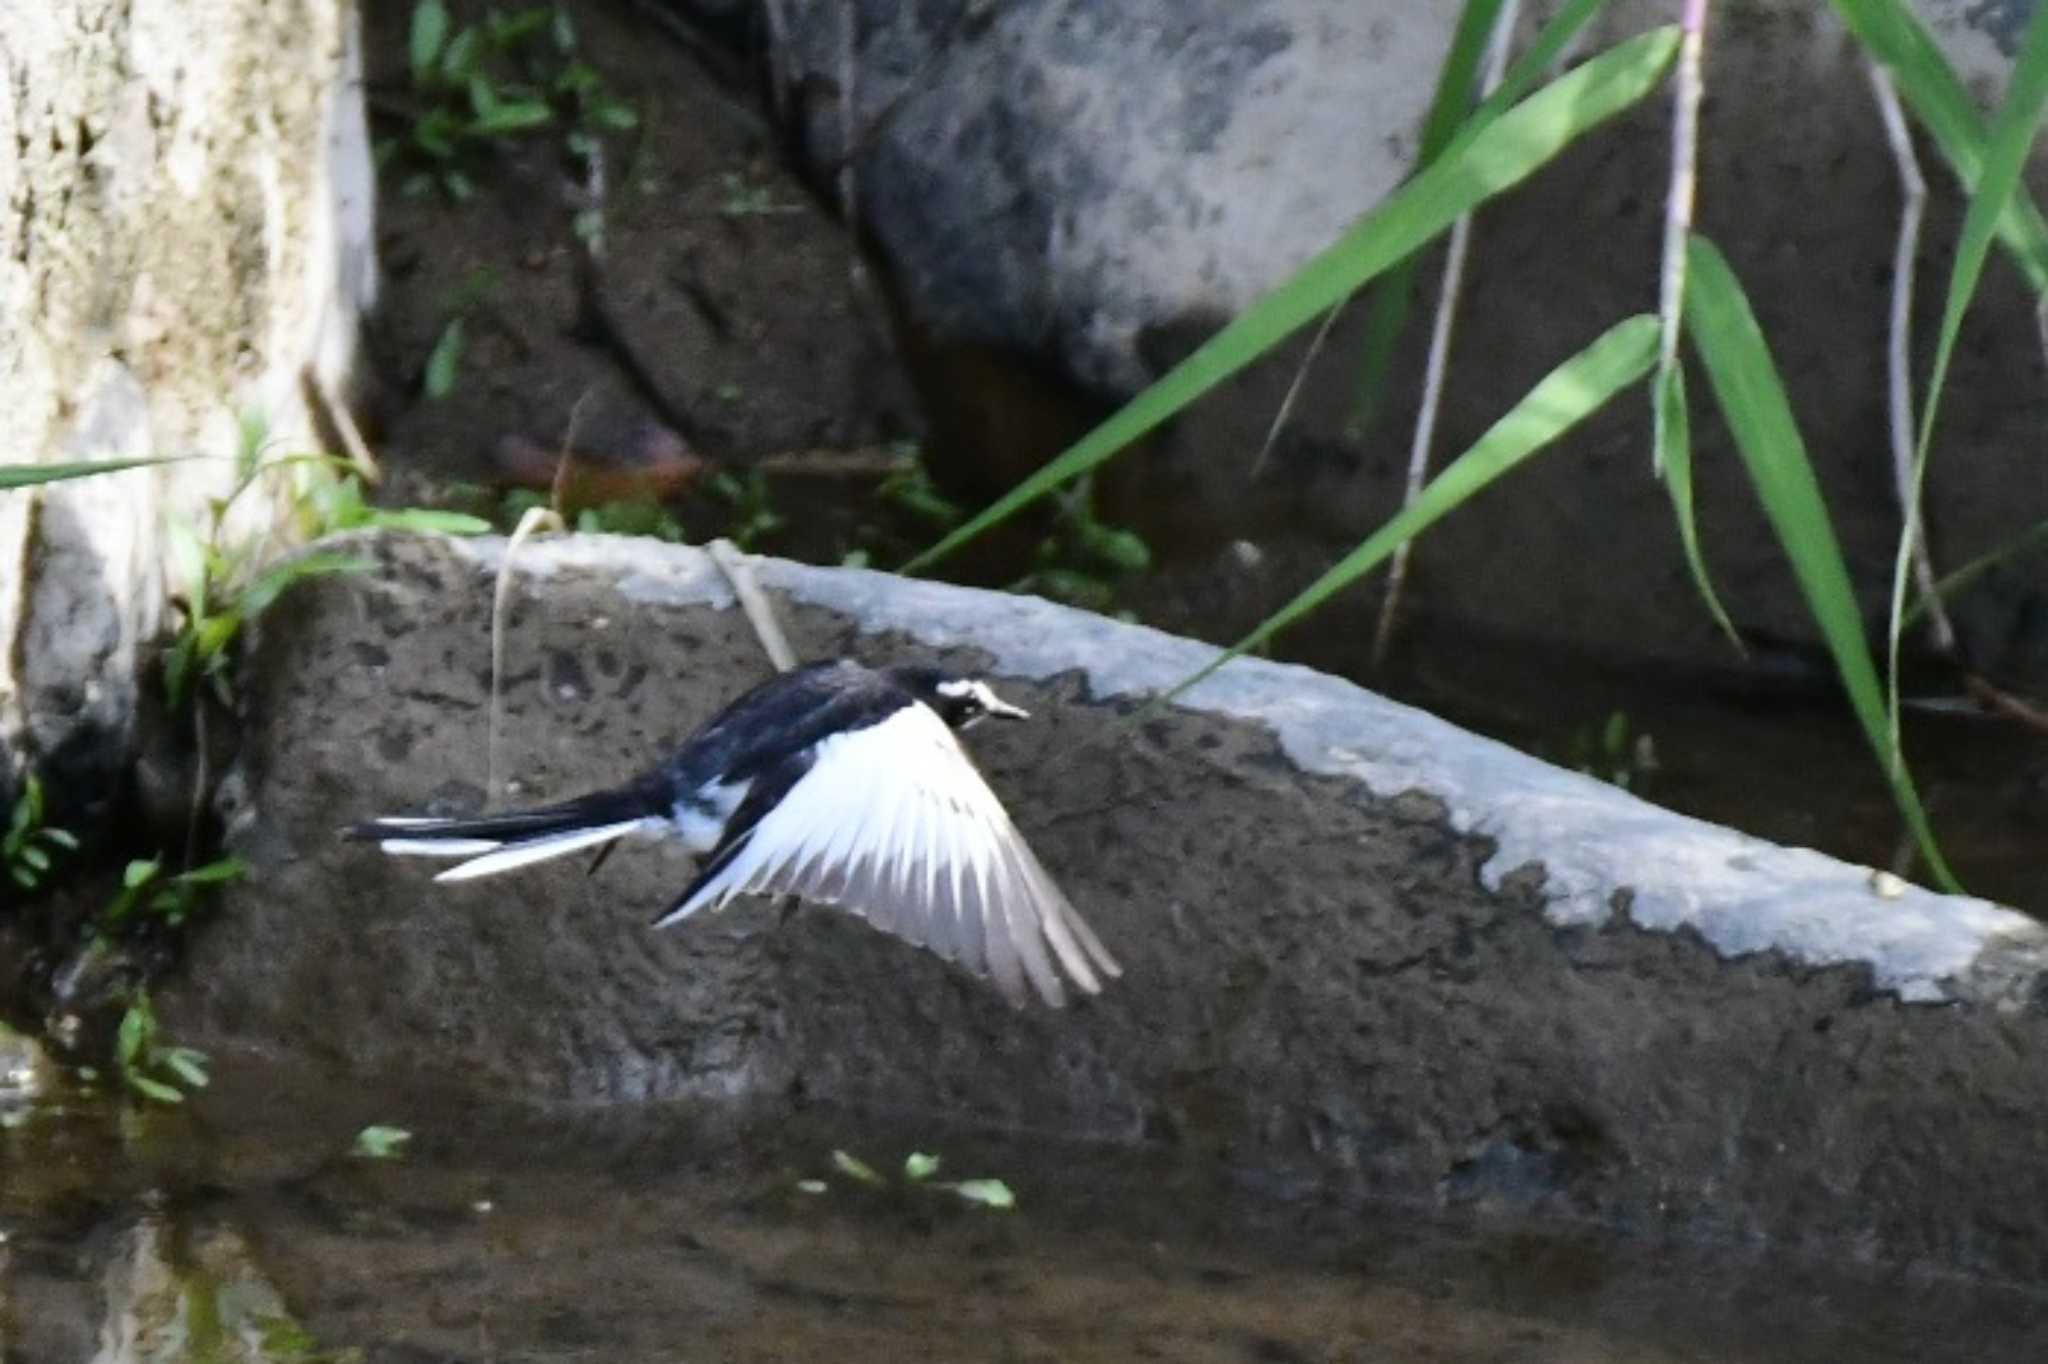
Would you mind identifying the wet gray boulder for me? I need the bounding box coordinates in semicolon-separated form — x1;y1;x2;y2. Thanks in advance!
164;530;2048;1279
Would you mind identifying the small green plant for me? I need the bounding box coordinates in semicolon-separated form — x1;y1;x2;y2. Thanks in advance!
4;775;79;890
165;415;487;711
877;448;965;530
115;993;209;1105
353;1125;414;1160
496;489;686;541
796;1148;1016;1210
380;1;636;202
715;171;802;218
707;469;786;550
424;316;467;399
1009;479;1151;613
297;466;493;539
165;528;371;711
253;1314;366;1364
420;267;501;401
98;856;248;933
1567;710;1658;793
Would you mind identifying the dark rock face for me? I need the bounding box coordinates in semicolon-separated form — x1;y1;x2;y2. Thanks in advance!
168;532;2048;1280
739;0;2048;685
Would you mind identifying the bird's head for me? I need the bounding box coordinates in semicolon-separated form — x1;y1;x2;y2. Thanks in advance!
887;665;1031;730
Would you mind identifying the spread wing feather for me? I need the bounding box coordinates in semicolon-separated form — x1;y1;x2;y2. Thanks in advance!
652;703;1118;1007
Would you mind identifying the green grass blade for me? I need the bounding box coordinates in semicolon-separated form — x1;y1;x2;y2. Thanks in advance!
1428;0;1511;148
1349;0;1508;435
1684;235;1956;890
1888;0;2048;756
354;507;494;535
238;552;375;618
0;457;185;489
1458;0;1624;150
1356;0;1621;435
905;25;1681;574
1903;517;2048;630
1655;362;1742;649
1832;0;2048;291
1164;315;1659;703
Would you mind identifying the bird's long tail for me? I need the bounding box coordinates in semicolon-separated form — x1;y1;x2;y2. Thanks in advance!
344;781;668;883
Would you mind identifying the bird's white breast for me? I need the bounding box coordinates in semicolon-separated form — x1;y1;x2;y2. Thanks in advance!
673;778;751;853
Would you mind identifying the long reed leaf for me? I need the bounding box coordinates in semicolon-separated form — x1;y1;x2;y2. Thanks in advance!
0;458;184;490
1901;517;2048;630
1683;235;1956;890
1886;0;2048;756
905;25;1681;573
1655;362;1741;647
1832;0;2048;290
1163;314;1660;702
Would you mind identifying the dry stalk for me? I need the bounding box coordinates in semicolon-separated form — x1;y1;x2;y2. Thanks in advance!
1652;0;1707;479
709;538;798;673
1371;0;1522;667
1869;61;1956;653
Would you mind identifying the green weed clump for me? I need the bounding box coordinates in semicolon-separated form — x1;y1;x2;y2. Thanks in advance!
380;1;637;203
5;776;78;892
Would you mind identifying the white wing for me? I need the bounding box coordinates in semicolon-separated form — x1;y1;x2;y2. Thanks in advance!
656;703;1120;1007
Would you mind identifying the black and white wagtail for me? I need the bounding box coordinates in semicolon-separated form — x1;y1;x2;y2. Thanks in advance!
345;660;1121;1007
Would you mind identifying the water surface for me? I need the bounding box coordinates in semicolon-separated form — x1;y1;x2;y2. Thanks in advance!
4;1057;2045;1362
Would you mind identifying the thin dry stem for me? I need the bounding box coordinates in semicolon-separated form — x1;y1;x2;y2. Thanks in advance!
709;538;799;672
1965;672;2048;735
1249;304;1345;480
185;700;208;871
548;387;598;516
1869;61;1955;654
754;445;917;478
1372;0;1521;667
762;0;791;118
838;0;864;292
303;364;380;483
488;505;567;803
1653;0;1707;477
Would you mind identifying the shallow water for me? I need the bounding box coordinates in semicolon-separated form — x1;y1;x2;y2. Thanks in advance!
5;1057;2046;1364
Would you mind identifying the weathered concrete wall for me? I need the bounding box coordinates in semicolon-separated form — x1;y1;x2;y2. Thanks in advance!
0;0;377;808
169;531;2048;1279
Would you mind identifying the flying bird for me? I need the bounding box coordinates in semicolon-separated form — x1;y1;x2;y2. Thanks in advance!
345;660;1120;1007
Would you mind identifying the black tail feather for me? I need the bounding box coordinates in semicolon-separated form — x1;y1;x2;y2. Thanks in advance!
344;779;667;845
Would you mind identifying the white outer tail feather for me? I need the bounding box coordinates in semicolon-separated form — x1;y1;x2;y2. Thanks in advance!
379;837;504;857
430;818;662;883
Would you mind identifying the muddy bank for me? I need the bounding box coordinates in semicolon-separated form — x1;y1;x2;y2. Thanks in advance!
158;530;2048;1283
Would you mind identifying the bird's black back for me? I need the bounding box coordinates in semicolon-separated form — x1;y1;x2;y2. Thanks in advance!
658;660;915;796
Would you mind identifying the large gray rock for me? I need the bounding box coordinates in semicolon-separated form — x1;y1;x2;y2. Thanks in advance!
0;0;376;808
168;531;2048;1279
752;0;2048;681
